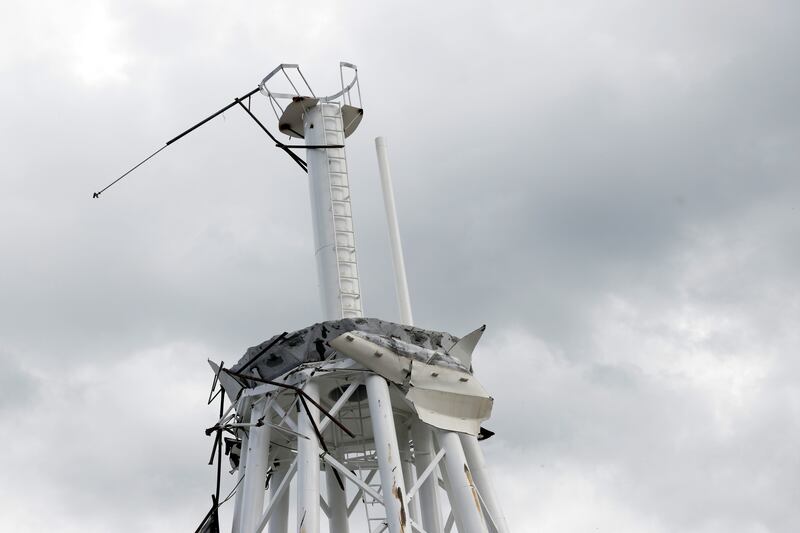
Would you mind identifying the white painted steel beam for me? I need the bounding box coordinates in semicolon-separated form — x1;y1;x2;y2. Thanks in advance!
411;422;444;533
326;462;351;533
407;448;445;500
367;375;410;533
240;396;273;533
304;104;362;320
437;431;488;533
444;513;454;533
459;435;510;533
396;418;421;524
256;459;298;533
267;455;291;533
318;382;359;433
297;381;321;533
232;399;252;533
322;454;383;504
347;469;377;516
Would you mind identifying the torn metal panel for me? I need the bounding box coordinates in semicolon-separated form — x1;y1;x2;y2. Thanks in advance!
328;325;493;436
446;325;486;371
407;362;493;436
329;332;412;384
227;317;494;436
231;318;464;381
208;359;244;404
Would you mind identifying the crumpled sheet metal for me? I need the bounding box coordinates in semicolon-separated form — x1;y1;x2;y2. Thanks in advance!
232;317;493;435
231;317;467;382
329;330;493;435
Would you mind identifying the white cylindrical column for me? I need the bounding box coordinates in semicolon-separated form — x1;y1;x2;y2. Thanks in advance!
325;462;350;533
367;375;410;533
267;455;291;533
438;431;488;533
240;397;273;533
375;137;413;325
396;418;420;524
297;380;321;533
232;400;252;533
459;435;510;533
411;421;443;533
305;104;341;320
305;104;362;320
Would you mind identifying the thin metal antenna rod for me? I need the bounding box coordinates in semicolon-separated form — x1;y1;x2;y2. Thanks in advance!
92;87;261;198
164;87;260;146
92;145;167;198
91;84;321;198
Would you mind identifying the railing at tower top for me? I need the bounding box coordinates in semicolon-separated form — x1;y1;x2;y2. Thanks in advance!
259;63;363;132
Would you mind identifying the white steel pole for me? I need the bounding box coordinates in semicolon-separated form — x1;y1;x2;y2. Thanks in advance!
367;375;410;533
268;455;291;533
305;104;343;320
438;431;489;533
297;380;321;533
459;435;510;533
304;104;363;320
325;462;350;533
240;397;273;533
411;421;444;533
232;401;252;533
396;418;421;524
375;137;413;325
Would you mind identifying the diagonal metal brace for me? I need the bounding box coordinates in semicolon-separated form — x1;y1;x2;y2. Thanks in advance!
406;447;445;500
321;453;383;505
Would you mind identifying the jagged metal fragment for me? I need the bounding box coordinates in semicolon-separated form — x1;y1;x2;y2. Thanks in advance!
230;317;493;435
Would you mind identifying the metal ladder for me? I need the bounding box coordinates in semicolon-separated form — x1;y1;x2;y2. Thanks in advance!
321;103;363;319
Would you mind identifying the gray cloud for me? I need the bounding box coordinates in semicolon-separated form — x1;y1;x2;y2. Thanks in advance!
0;0;798;532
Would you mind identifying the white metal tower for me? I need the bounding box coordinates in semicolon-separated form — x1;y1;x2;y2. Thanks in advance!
209;63;510;533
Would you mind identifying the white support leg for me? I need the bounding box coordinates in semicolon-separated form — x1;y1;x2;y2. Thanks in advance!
459;435;510;533
240;396;273;533
325;462;350;533
297;381;321;533
396;418;421;524
438;431;488;533
366;375;410;533
411;421;443;533
232;401;252;533
268;455;291;533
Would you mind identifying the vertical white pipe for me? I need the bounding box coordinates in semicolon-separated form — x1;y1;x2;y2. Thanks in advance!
375;137;413;325
459;435;510;533
411;421;443;533
232;400;252;533
305;104;347;320
240;397;273;533
367;375;410;533
297;381;321;533
325;462;350;533
438;431;488;533
395;418;421;524
268;455;290;533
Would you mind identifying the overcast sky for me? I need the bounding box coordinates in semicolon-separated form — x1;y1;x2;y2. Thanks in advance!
1;1;798;532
